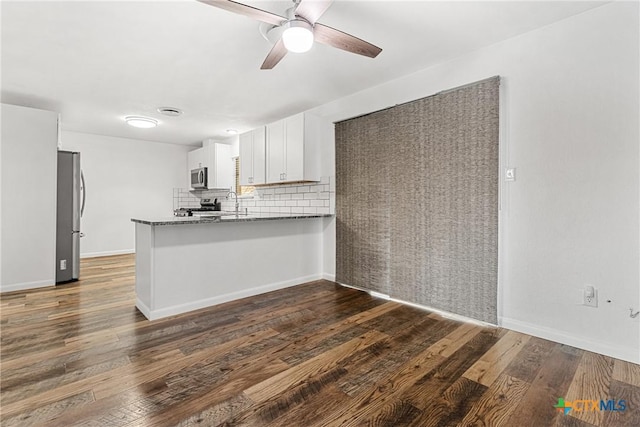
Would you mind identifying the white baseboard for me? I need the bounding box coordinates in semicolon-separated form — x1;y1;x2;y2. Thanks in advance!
135;298;152;319
336;281;639;363
144;274;322;321
81;249;134;259
0;279;54;293
500;317;640;364
322;273;336;281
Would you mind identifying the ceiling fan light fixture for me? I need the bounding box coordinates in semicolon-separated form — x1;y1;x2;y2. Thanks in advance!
124;116;158;129
282;19;314;53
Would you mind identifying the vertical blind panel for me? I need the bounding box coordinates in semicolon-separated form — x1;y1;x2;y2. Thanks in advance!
336;77;499;324
336;113;392;294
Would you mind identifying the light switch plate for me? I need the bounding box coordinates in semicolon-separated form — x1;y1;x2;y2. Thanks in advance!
505;168;516;182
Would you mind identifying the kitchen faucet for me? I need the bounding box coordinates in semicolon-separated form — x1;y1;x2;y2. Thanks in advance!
227;190;239;215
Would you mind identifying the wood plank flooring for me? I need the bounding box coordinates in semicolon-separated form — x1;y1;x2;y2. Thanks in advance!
1;254;639;426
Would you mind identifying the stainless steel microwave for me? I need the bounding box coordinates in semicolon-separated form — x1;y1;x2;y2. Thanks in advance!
191;167;207;189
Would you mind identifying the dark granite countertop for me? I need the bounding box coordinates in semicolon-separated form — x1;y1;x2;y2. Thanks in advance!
131;212;333;226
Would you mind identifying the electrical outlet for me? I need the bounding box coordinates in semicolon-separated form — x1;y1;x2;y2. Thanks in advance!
584;285;597;307
60;259;67;270
505;168;516;182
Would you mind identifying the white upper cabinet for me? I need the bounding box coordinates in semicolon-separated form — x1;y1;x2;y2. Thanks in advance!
239;132;252;185
187;142;233;190
266;119;286;183
265;112;328;184
187;147;206;170
284;113;304;181
239;126;266;186
208;142;233;190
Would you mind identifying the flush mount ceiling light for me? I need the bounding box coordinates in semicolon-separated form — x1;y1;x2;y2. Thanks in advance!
282;19;314;53
124;116;158;129
226;129;239;135
157;107;183;117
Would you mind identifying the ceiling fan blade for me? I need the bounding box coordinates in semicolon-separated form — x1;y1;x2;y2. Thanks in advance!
197;0;285;26
314;23;382;58
261;38;288;69
294;0;333;25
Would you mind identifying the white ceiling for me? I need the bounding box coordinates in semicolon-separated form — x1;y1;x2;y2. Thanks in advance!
1;0;606;146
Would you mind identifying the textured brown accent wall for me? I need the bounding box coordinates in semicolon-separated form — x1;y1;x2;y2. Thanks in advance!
336;77;500;324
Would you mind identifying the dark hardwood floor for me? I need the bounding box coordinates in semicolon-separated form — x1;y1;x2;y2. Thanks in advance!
1;254;638;426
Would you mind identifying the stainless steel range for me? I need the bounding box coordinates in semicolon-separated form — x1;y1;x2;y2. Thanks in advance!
174;198;221;217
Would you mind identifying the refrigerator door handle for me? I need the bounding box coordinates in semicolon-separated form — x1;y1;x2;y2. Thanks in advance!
80;170;86;217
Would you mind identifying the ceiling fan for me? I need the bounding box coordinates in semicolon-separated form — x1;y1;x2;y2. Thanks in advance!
197;0;382;69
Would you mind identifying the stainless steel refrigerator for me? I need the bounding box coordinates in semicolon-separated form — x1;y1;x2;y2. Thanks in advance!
56;151;85;283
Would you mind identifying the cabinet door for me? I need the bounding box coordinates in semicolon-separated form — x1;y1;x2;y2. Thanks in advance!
252;126;266;185
188;148;206;169
284;113;304;182
239;131;253;186
266;119;285;183
212;143;234;190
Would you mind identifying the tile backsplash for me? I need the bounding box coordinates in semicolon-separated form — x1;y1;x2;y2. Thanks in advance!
173;189;202;209
173;176;335;215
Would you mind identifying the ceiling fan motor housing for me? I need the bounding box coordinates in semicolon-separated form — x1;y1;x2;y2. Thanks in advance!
284;18;312;32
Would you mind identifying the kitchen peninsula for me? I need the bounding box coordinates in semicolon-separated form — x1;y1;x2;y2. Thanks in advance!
132;213;332;320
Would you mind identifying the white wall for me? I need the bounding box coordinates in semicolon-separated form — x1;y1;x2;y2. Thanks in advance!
1;104;58;291
318;115;336;280
61;131;192;257
311;2;640;363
